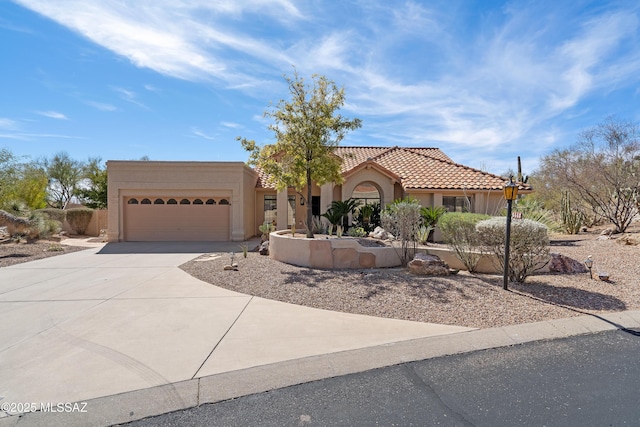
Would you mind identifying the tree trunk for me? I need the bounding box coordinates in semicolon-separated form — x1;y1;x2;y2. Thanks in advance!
306;168;314;238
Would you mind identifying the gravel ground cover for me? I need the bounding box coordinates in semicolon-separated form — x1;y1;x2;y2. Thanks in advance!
0;240;86;268
181;229;640;329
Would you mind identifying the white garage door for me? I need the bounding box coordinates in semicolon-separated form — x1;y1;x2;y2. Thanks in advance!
124;196;230;241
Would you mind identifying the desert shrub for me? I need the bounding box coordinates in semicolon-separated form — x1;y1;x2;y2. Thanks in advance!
259;221;276;240
439;212;490;272
416;225;433;245
4;200;29;217
476;217;550;283
511;197;560;232
347;226;367;237
381;198;422;266
25;212;60;239
311;215;329;234
65;207;94;235
0;209;33;238
36;208;67;223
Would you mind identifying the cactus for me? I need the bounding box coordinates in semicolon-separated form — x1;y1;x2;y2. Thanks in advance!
259;221;276;240
561;192;584;234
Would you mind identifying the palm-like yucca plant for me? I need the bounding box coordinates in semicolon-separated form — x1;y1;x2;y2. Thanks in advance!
330;198;362;229
359;204;374;229
420;206;447;242
420;206;447;228
321;208;343;236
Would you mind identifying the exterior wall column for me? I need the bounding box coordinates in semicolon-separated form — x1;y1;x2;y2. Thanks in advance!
276;188;289;231
320;183;334;214
230;191;244;241
433;193;443;208
475;192;486;215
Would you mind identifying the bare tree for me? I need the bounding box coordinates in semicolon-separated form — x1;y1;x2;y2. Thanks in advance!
44;152;86;209
537;117;640;233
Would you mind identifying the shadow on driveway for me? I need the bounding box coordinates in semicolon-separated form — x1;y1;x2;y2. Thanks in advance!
97;239;261;255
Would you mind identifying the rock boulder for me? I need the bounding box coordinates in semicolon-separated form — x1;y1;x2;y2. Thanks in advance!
548;253;588;274
408;253;450;276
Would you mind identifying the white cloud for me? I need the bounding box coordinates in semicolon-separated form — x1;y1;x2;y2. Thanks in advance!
0;118;18;130
14;0;300;86
190;127;216;140
36;110;68;120
0;132;85;140
112;87;149;109
221;122;241;129
85;101;118;111
12;0;640;169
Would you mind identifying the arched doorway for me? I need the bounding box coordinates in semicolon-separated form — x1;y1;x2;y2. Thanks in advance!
351;181;381;206
351;181;382;230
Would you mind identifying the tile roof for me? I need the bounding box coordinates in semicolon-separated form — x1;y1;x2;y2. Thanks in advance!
255;146;530;191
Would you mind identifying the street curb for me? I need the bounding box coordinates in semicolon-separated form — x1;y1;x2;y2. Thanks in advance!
3;310;639;427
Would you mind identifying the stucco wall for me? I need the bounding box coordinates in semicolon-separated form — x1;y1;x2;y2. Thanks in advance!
269;230;401;269
107;161;257;242
342;169;395;207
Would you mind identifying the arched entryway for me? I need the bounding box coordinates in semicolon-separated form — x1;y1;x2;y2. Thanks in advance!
351;181;382;206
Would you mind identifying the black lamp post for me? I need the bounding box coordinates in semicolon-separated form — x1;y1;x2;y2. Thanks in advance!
584;255;593;280
503;176;519;290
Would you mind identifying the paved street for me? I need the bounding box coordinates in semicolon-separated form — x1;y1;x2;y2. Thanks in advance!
126;328;640;427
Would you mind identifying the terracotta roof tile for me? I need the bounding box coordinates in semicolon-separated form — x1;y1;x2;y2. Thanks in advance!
254;146;531;191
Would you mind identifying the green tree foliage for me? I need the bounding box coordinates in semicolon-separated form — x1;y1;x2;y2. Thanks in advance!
0;148;20;209
15;164;48;210
0;148;48;210
78;157;108;209
536;117;640;233
45;151;86;209
239;70;362;238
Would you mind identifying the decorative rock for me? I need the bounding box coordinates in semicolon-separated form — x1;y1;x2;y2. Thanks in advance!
223;265;238;271
600;227;616;236
408;253;450;276
259;241;269;255
548;253;588;274
616;234;639;246
369;226;394;240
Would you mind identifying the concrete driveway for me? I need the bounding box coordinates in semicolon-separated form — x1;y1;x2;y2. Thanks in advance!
0;242;472;416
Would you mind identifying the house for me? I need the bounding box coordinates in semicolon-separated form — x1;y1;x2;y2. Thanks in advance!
107;146;529;242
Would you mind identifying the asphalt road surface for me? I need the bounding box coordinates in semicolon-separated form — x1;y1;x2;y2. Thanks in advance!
123;328;640;427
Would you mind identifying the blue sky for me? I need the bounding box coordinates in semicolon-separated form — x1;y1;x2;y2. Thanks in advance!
1;0;639;175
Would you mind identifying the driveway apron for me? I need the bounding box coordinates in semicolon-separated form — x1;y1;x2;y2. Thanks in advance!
0;242;472;410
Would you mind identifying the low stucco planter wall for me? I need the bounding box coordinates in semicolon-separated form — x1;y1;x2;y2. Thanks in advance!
269;230;401;269
421;247;550;274
270;230;551;274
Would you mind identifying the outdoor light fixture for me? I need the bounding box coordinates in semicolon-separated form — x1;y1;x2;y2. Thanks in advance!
229;251;235;266
300;197;305;206
584;255;594;280
503;176;519;290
